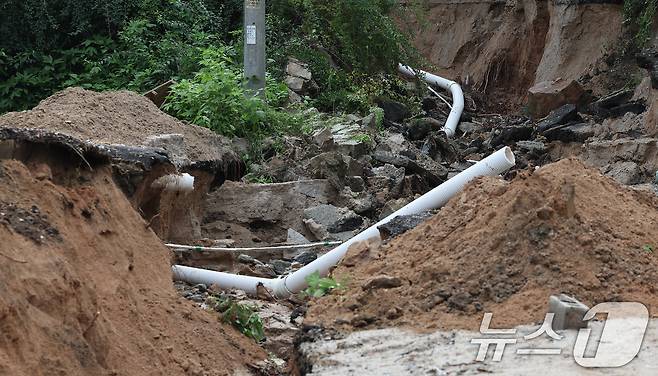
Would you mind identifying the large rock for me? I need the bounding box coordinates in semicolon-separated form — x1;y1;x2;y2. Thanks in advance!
527;80;585;118
376;99;410;123
330;122;371;158
373;150;448;186
201;179;337;245
490;125;534;147
582;137;658;184
306;152;365;189
285;58;318;95
405;118;442;141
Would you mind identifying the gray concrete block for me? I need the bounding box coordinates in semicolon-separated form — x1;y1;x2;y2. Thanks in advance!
548;294;590;330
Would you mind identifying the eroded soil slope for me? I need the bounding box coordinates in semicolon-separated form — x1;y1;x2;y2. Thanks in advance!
0;156;265;375
306;159;658;331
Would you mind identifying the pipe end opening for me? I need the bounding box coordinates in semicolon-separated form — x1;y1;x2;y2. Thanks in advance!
503;147;516;166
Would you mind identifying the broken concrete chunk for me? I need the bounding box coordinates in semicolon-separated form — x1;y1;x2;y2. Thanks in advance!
293;250;318;266
346;176;366;192
271;260;292;275
515;141;546;155
143;133;189;167
378;198;412;220
238;254;262;266
373;150;447;186
536;104;579;133
287;228;310;245
304;218;329;241
543;123;594;143
458;122;478;134
548;294;589;330
378;212;434;239
604;161;643;185
312;127;334;148
362;275;403;290
303;204;364;234
490;125;533;147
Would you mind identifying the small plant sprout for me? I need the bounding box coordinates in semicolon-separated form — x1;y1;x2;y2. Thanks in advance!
207;296;265;342
302;271;344;297
642;244;654;253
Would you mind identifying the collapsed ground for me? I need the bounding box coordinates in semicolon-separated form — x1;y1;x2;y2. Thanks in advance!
1;1;658;375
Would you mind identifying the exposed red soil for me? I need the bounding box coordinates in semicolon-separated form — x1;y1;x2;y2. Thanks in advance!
0;156;266;375
305;158;658;331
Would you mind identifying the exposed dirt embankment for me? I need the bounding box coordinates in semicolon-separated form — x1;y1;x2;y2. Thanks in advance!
306;159;658;331
0;87;237;165
403;0;623;105
0;88;245;244
0;149;265;375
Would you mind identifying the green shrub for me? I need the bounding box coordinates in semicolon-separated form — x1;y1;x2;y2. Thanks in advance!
164;46;304;140
623;0;658;47
165;47;260;137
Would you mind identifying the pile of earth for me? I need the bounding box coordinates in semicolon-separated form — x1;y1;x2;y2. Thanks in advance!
305;158;658;331
0;87;236;166
0;153;268;375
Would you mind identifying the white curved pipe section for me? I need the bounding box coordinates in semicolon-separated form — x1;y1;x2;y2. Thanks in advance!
398;64;464;138
152;173;195;193
172;147;516;298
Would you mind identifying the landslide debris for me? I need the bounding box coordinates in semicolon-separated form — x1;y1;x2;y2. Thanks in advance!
305;159;658;331
0;87;237;166
0;154;267;375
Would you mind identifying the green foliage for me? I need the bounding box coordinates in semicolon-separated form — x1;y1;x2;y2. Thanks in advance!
302;271;343;298
208;296;265;342
643;244;655;253
0;36;128;112
351;133;373;146
0;0;134;53
165;47;262;137
0;0;227;112
274;0;413;73
164;46;303;140
266;0;422;114
623;0;657;47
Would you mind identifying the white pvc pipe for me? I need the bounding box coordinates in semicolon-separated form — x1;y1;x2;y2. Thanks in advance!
172;147;515;297
152;173;195;192
398;64;464;138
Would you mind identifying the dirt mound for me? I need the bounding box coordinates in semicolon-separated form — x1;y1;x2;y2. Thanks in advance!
0;87;236;165
305;158;658;331
0;154;266;375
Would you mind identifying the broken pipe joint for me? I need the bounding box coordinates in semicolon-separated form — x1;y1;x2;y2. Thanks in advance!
397;64;464;138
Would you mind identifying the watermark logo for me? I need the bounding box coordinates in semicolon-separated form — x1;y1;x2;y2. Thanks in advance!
471;302;649;367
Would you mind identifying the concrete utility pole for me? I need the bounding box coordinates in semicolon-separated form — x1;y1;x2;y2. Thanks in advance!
244;0;266;97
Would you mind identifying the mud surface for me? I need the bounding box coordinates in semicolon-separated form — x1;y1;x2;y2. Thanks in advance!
306;159;658;331
0;158;266;375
